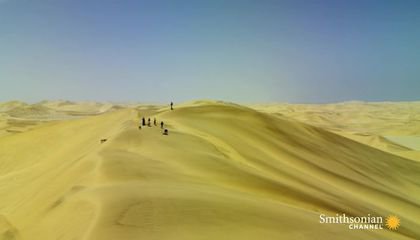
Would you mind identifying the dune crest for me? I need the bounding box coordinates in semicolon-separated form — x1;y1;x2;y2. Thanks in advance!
0;101;419;239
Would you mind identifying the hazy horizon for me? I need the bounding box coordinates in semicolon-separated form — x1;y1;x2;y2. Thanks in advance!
4;98;420;106
1;0;420;103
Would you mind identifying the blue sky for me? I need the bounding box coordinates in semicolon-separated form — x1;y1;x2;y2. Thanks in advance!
1;0;419;103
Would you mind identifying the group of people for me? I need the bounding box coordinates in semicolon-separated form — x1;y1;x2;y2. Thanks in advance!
139;117;164;128
138;102;174;135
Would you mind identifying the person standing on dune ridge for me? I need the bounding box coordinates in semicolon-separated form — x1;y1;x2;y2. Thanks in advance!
170;102;174;110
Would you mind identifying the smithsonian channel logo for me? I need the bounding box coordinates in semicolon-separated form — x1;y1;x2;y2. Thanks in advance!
319;213;400;230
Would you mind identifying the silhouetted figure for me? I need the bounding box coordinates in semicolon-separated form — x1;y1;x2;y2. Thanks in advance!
142;117;146;126
138;126;142;130
163;129;168;135
154;118;157;126
170;102;173;110
160;121;164;129
147;118;151;127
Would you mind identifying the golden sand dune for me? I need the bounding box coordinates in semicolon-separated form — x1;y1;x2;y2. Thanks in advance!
252;102;420;161
0;101;419;239
0;101;28;112
0;101;125;137
251;101;420;134
37;100;125;115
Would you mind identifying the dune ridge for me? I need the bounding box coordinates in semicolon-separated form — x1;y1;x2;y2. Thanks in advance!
252;102;420;161
0;101;419;239
0;100;128;137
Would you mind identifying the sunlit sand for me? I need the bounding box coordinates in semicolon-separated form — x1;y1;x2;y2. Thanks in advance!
0;100;419;240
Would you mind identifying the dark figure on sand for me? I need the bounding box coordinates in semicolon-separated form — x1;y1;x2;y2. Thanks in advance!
154;118;157;126
170;102;173;110
163;129;169;135
142;117;146;126
147;118;151;127
160;121;164;129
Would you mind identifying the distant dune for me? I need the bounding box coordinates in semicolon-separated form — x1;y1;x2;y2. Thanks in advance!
0;100;419;240
0;100;128;137
252;102;420;162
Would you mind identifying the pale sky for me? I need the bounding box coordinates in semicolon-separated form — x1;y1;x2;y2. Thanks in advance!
1;0;419;103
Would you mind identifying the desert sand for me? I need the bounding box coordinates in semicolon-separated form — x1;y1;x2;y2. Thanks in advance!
0;100;419;240
252;101;420;162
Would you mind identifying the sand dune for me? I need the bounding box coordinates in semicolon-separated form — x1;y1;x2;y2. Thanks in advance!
0;101;419;239
252;102;420;161
0;101;126;137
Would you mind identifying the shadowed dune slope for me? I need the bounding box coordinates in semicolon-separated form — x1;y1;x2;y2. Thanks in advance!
0;101;419;240
251;102;420;161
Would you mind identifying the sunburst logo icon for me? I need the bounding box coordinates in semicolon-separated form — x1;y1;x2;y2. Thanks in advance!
385;215;400;230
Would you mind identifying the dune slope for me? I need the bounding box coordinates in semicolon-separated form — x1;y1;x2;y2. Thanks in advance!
0;101;419;240
251;102;420;161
